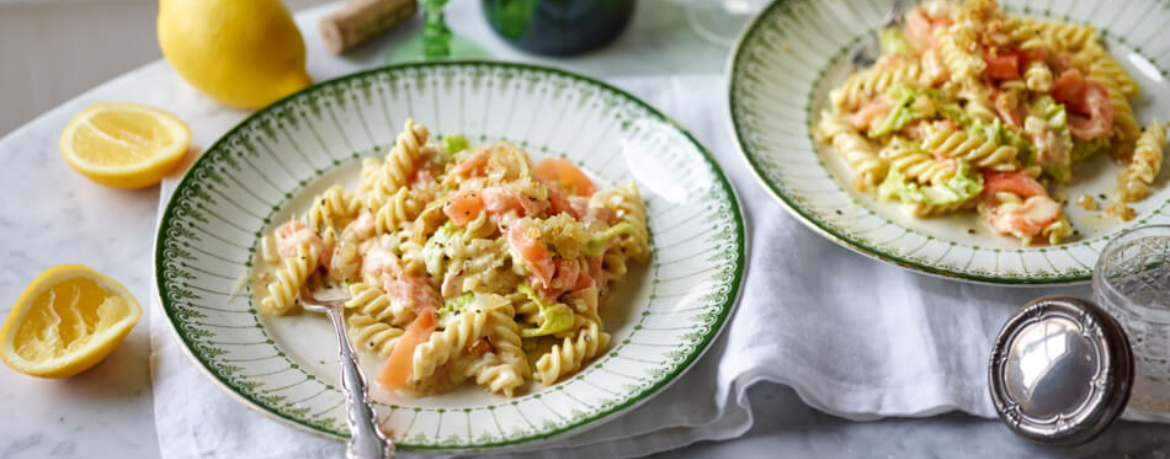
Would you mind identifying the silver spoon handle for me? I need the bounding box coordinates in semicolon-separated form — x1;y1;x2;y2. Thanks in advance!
326;307;394;459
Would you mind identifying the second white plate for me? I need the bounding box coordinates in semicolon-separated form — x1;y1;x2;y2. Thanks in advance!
728;0;1170;284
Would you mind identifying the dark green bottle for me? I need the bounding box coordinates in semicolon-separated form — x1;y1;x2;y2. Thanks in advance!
483;0;635;56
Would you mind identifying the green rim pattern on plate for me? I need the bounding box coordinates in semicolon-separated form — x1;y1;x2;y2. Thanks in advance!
154;61;746;452
728;0;1170;285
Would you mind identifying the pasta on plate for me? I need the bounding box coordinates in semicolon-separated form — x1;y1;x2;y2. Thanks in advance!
814;0;1167;245
256;119;650;398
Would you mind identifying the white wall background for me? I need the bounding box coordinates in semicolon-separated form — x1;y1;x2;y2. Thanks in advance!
0;0;327;135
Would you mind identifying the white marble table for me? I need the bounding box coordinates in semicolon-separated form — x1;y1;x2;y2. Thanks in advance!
3;1;1170;458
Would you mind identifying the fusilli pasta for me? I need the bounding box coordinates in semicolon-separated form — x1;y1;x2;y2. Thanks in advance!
534;320;611;386
813;113;888;190
1079;41;1140;98
921;123;1019;171
590;182;650;263
879;140;956;185
347;314;404;358
815;0;1162;244
460;352;523;397
938;25;985;82
1023;19;1096;53
1090;75;1141;141
363;119;429;209
307;186;359;232
411;300;494;382
374;187;423;234
829;58;922;112
260;242;320;315
256;119;649;397
1118;120;1166;202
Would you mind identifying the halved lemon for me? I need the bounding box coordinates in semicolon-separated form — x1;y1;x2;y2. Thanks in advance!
1;265;143;378
59;102;191;189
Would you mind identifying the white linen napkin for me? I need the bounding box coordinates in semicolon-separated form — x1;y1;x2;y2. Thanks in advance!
151;74;1086;459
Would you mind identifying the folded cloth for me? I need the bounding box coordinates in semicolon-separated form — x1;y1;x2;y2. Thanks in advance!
604;76;1086;423
151;74;1084;459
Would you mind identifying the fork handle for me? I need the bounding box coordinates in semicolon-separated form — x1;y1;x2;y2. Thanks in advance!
326;307;394;459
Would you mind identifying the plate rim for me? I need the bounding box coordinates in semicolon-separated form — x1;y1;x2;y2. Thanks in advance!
153;59;749;451
725;0;1093;286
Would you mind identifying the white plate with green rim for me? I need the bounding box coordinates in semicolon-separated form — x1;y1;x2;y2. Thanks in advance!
153;61;746;452
728;0;1170;285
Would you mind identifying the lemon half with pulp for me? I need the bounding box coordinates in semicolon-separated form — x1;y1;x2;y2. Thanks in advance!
1;265;143;378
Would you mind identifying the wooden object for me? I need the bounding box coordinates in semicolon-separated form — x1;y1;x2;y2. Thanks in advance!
319;0;417;55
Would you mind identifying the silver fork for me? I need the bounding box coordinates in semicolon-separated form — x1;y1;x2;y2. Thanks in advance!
301;276;394;459
851;0;906;69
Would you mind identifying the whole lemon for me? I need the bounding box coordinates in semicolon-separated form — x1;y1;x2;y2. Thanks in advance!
158;0;312;109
